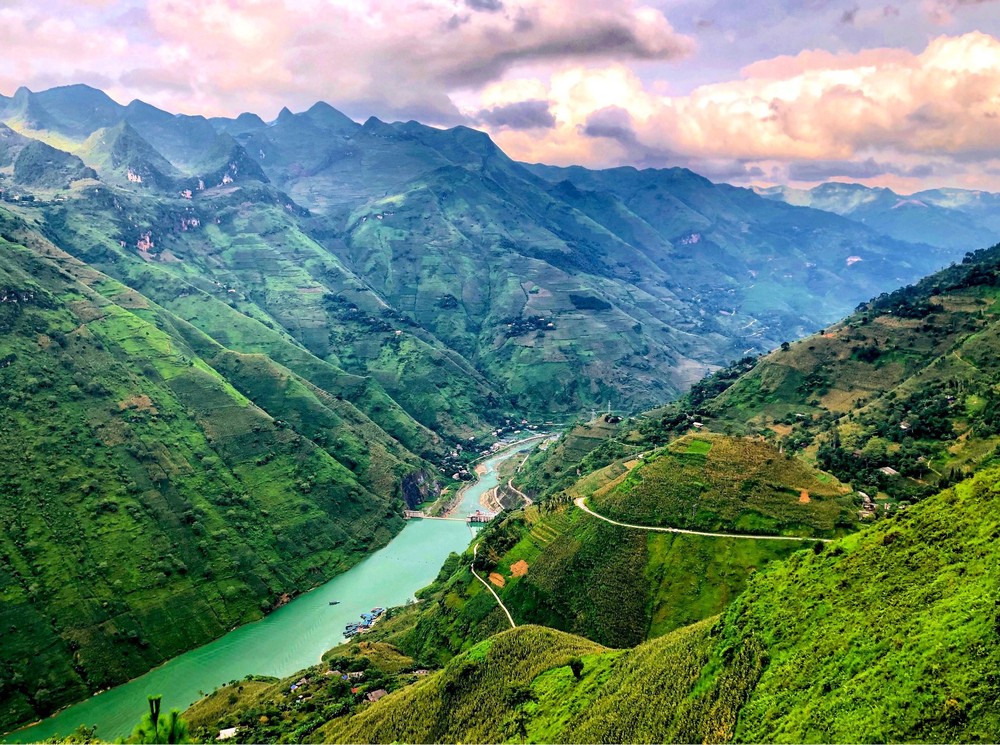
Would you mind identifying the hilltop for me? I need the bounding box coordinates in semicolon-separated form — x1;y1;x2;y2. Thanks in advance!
588;433;854;538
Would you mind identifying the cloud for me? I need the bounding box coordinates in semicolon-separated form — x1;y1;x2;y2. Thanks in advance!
925;0;1000;25
787;157;935;180
0;0;692;123
476;32;1000;190
476;99;556;129
465;0;504;11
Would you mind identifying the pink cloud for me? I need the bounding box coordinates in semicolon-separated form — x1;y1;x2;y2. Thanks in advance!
476;32;1000;190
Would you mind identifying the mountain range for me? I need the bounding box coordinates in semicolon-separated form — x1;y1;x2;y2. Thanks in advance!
4;83;1000;737
5;84;1000;417
181;241;1000;743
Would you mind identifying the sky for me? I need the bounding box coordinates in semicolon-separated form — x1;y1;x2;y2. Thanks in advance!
2;0;1000;192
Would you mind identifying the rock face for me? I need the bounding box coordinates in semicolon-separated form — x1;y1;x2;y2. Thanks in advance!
401;470;440;510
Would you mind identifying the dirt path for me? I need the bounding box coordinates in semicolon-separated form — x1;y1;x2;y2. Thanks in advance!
573;497;832;543
471;544;516;629
506;479;532;507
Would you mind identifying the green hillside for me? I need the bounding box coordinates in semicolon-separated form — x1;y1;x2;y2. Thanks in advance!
2;84;985;418
205;463;1000;743
590;433;855;538
671;242;1000;510
0;213;438;730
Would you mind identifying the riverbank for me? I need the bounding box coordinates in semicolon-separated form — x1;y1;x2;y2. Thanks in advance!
4;442;542;744
430;434;550;518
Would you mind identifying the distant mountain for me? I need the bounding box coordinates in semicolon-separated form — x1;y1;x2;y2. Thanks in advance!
757;182;1000;250
0;84;981;415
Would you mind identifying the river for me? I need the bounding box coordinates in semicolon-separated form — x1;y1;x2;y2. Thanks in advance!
5;439;541;743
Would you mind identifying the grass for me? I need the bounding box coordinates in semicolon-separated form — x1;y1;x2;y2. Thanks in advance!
592;433;855;538
228;462;1000;743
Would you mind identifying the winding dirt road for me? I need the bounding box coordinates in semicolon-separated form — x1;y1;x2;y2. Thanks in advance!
574;497;832;543
471;543;517;628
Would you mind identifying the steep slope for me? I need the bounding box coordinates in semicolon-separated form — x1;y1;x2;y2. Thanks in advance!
1;85;981;416
216;463;1000;743
0;211;437;731
77;122;182;191
674;242;1000;507
25;179;505;439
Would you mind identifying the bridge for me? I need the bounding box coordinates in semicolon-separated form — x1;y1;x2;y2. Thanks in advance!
403;509;497;524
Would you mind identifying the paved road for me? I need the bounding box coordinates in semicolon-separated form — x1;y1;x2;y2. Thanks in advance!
471;543;517;628
574;497;832;543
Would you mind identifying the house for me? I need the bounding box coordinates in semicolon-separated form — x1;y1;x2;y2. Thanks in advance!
413;669;430;676
347;671;365;680
879;466;900;476
366;689;388;703
217;728;238;741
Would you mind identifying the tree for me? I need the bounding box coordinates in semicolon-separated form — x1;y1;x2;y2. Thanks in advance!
568;657;584;680
129;695;190;744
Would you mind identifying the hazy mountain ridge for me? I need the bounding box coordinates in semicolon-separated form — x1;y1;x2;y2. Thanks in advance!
758;181;1000;250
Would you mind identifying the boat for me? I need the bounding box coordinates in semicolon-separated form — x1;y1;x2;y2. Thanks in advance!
329;600;340;605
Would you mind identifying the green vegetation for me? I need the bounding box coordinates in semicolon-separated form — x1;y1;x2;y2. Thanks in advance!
128;696;189;744
182;641;424;743
667;242;1000;513
0;220;430;730
592;433;856;538
359;495;808;656
219;462;1000;743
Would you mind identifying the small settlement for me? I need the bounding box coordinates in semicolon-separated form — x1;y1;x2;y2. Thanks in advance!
343;607;385;639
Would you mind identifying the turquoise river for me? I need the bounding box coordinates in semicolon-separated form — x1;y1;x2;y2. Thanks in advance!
5;439;543;743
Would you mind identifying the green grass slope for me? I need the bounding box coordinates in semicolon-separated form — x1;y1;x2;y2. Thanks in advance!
359;487;809;661
591;433;856;538
673;242;1000;510
241;463;1000;743
0;217;423;731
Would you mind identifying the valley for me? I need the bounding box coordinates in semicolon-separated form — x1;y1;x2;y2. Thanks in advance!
3;440;541;743
2;80;1000;743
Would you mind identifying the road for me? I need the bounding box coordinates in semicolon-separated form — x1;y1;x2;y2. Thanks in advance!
573;497;832;543
471;543;517;629
506;479;532;506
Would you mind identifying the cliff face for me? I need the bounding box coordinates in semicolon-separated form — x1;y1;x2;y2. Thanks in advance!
401;469;441;509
